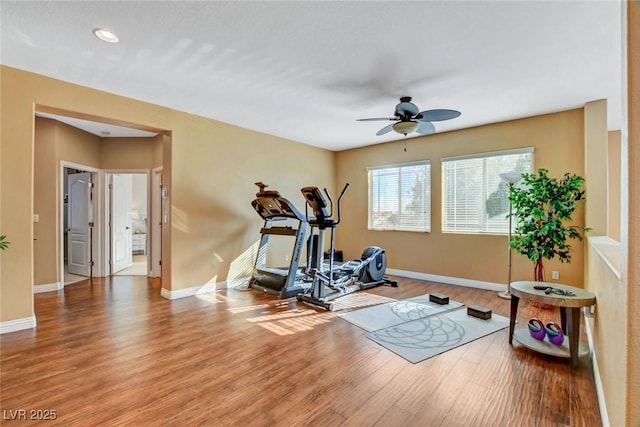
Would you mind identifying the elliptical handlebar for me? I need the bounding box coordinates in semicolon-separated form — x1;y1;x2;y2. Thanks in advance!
301;183;349;225
332;183;350;225
322;188;333;218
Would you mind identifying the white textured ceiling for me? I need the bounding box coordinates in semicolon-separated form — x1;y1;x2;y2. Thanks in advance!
1;1;622;151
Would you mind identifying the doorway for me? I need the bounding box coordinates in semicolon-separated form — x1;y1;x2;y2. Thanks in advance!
109;172;149;276
34;108;169;292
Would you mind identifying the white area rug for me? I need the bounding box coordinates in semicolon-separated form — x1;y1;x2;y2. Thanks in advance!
338;294;463;332
367;308;509;364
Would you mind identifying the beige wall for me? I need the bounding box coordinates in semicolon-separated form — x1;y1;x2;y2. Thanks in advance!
101;137;157;170
336;109;586;287
1;66;334;323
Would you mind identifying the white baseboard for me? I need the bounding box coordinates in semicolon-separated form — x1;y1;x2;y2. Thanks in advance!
584;315;610;427
0;316;37;334
34;282;63;294
161;270;502;300
160;285;203;300
386;268;507;292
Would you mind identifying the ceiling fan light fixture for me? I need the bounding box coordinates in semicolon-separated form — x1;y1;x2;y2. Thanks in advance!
393;121;419;135
93;28;119;43
358;97;460;137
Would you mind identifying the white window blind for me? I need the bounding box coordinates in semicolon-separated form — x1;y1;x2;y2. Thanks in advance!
442;147;533;234
367;160;431;232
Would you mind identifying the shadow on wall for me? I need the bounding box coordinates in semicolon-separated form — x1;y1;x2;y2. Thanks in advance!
171;205;189;233
227;240;260;285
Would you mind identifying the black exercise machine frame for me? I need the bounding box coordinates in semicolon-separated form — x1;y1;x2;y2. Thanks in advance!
296;183;397;311
249;182;310;298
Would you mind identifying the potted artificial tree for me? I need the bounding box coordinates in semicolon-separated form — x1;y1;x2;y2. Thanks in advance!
508;168;589;282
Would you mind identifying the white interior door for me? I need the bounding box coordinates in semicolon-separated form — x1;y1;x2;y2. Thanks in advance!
111;174;133;273
67;172;91;276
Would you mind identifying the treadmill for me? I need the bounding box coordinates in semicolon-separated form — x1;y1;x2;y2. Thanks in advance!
249;182;310;298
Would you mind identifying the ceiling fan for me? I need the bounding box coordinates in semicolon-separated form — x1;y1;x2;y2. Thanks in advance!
357;96;461;136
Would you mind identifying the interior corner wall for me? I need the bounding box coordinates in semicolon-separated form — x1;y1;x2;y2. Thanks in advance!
55;119;102;168
1;65;335;324
166;114;335;291
335;109;586;287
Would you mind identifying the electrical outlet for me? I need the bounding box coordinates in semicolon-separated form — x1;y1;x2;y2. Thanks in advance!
33;214;39;222
552;271;559;280
285;255;290;262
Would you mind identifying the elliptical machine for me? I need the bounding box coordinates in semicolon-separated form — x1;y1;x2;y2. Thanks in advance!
296;183;397;311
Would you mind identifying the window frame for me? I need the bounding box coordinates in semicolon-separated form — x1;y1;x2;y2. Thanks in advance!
366;160;432;233
441;147;534;235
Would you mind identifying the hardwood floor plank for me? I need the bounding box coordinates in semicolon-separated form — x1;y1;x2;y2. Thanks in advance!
373;405;414;427
0;276;601;426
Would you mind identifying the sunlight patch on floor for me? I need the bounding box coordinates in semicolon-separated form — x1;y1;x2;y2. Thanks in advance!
229;292;397;336
252;309;336;336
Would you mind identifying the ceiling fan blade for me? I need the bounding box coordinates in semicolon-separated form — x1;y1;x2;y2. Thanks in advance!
395;101;419;117
376;123;394;136
417;109;461;122
416;121;436;135
356;117;396;122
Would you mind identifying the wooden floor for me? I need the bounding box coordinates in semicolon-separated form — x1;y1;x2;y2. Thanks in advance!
1;276;601;426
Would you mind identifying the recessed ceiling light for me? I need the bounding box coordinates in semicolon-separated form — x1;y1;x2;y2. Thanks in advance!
93;28;119;44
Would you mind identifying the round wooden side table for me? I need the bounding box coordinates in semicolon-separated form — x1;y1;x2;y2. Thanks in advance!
508;281;596;369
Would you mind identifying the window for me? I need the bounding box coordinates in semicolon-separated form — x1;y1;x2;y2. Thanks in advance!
367;160;431;232
442;147;534;234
